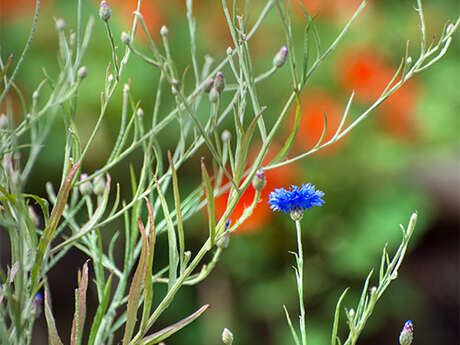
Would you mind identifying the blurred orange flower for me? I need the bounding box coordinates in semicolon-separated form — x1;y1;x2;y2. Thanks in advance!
214;144;299;235
337;47;393;102
295;90;346;155
294;0;368;21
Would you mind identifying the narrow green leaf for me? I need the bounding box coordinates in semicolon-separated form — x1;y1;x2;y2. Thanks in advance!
70;261;89;345
138;305;209;345
201;159;216;245
154;177;178;290
22;193;50;226
44;285;64;345
313;111;328;149
140;198;156;333
331;288;349;345
0;54;13;81
88;274;113;345
269;94;301;165
356;270;373;319
283;305;301;345
168;151;185;273
122;217;150;345
31;160;80;293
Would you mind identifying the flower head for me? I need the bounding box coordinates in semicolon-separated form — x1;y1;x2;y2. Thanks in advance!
268;183;325;215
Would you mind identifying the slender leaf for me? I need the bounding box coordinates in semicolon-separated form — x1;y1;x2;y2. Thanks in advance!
201;159;216;245
88;274;113;345
283;305;301;345
44;285;64;345
70;261;89;345
331;288;349;345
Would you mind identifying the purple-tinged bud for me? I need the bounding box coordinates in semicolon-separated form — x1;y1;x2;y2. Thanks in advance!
203;78;214;93
79;173;93;196
93;174;106;196
99;1;112;22
252;169;266;191
0;114;8;129
209;87;219;103
222;328;234;345
214;72;225;93
121;32;131;45
32;292;43;315
77;66;87;80
273;45;288;68
399;320;414;345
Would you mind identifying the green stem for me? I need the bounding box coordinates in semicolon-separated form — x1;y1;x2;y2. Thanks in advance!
295;220;307;345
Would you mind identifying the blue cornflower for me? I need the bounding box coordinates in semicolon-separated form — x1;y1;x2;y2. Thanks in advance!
268;184;325;218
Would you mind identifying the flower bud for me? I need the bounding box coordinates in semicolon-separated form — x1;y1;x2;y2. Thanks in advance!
226;47;233;55
55;18;66;31
290;207;303;222
28;206;40;226
273;45;288;68
209;87;219;103
121;31;131;45
216;234;230;249
93;174;106;196
399;320;414;345
406;56;412;65
137;108;144;117
79;173;93;196
203;78;214;93
0;114;8;129
77;66;87;80
108;74;114;83
99;1;112;22
32;292;43;315
214;72;225;93
252;169;266;191
32;90;39;100
222;328;234;345
160;25;168;36
221;129;231;142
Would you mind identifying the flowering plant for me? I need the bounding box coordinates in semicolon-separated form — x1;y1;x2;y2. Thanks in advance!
0;0;457;344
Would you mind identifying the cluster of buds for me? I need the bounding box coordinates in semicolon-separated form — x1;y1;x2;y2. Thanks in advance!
206;72;225;103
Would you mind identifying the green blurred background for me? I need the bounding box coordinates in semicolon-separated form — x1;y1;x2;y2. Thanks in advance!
1;0;458;344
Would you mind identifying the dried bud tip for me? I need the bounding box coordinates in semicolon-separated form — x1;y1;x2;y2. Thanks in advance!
160;25;169;36
77;66;87;80
55;18;66;31
99;1;112;21
273;45;288;68
222;328;234;345
121;32;131;45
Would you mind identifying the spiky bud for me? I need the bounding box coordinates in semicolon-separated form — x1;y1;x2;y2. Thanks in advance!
399;321;414;345
273;45;288;68
252;169;266;191
99;1;112;21
79;173;93;196
222;328;234;345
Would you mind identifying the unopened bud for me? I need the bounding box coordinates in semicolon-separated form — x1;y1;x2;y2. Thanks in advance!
108;74;114;83
216;234;230;249
160;25;168;36
221;129;231;142
32;292;43;315
222;328;234;345
399;320;414;345
348;308;355;318
32;90;39;99
99;1;112;21
0;114;9;129
123;83;130;93
55;18;66;31
93;174;106;196
203;78;214;93
209;87;219;103
290;207;303;222
77;66;87;80
79;173;93;196
137;108;144;117
252;169;266;191
214;72;225;93
171;85;178;95
406;56;412;65
226;47;233;55
28;206;40;226
121;31;131;45
273;45;288;68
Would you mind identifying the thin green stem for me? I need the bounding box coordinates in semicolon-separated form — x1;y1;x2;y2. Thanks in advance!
295;220;307;345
